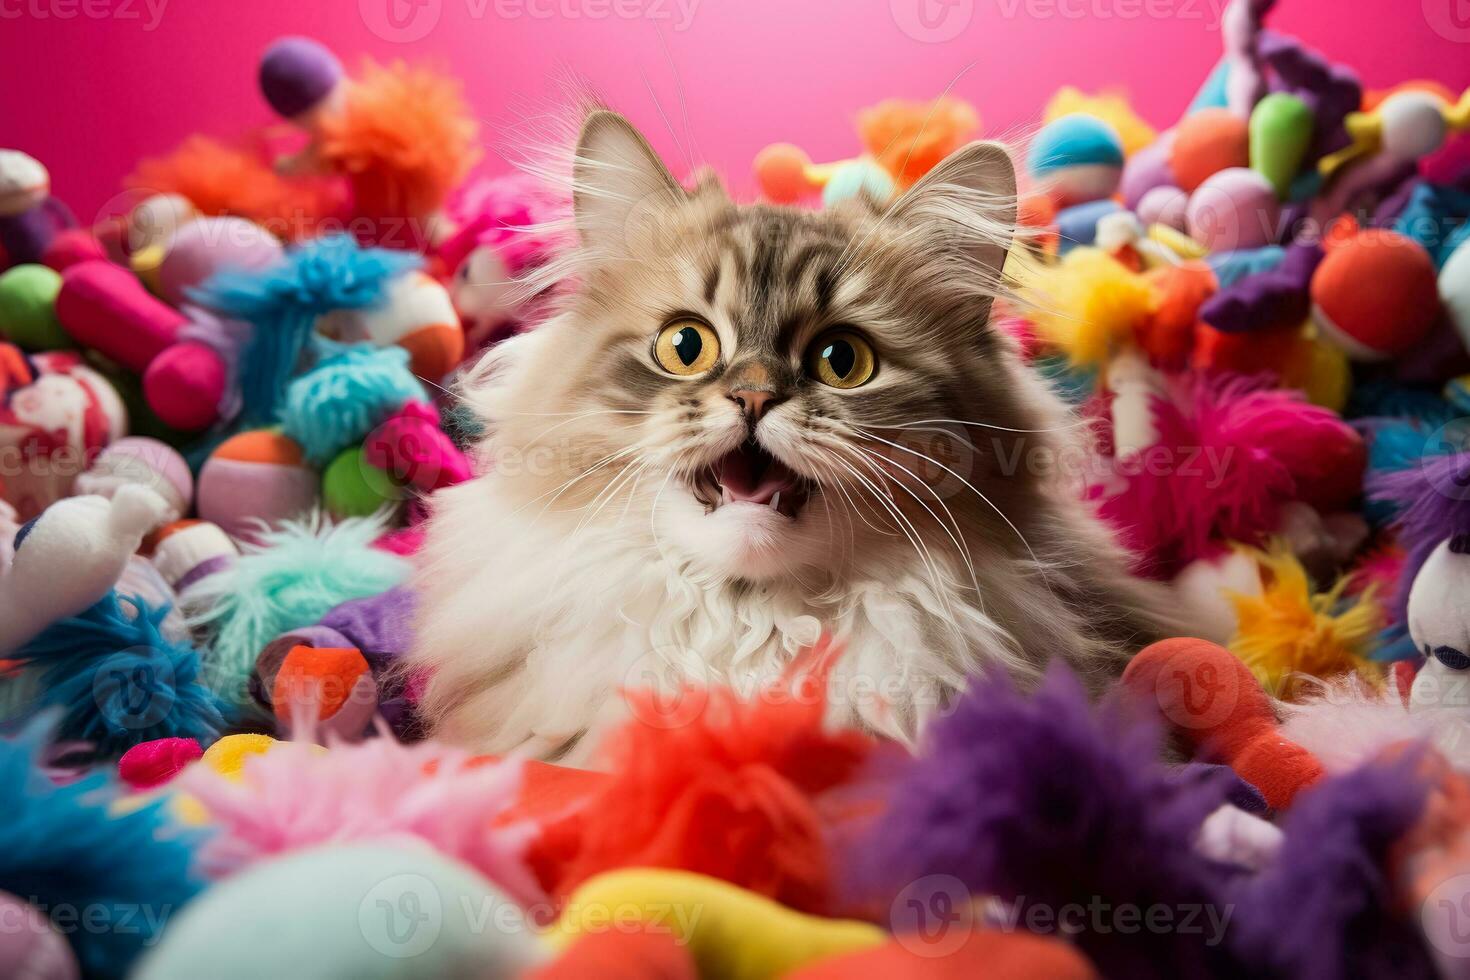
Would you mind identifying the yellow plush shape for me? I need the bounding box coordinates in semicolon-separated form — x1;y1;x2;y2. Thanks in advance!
1227;544;1384;699
199;733;278;780
549;869;884;980
1044;87;1157;157
1018;247;1157;367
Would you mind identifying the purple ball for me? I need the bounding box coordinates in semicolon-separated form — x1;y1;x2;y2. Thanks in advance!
259;36;343;120
1120;131;1177;210
1186;167;1281;252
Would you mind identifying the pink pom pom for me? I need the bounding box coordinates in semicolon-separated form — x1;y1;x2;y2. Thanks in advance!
144;340;227;431
363;400;471;491
118;737;204;790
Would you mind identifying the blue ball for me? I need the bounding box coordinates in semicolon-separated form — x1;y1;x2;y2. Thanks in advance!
822;160;895;208
1027;114;1125;176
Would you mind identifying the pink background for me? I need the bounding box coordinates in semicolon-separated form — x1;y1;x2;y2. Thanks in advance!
2;0;1469;219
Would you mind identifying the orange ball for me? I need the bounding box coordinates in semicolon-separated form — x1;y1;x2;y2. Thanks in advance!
755;143;814;204
1170;108;1250;193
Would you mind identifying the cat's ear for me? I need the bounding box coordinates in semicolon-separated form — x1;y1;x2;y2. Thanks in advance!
891;141;1017;283
572;110;683;254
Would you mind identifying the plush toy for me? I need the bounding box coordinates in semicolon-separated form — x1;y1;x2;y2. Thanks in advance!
1027;114;1125;207
0;150;76;269
154;214;283;308
1185;167;1280;252
148;519;239;609
1442;236;1470;351
74;437;193;524
0;263;69;349
1310;221;1441;361
54;260;230;431
133;843;544;980
278;342;427;466
1248;92;1314;198
313;270;463;382
118;737;204;790
196;430;319;541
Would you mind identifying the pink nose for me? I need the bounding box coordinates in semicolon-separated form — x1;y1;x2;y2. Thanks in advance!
729;389;777;420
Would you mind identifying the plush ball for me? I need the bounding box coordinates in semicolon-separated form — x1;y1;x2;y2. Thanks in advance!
1136;185;1189;231
1441;238;1470;350
259;36;345;121
40;228;106;272
754;143;814;204
1119;131;1176;209
149;519;238;598
197;430;319;541
117;737;203;790
143;340;228;432
0;263;67;349
271;644;376;736
1312;229;1441;361
1378;90;1448;161
1027;114;1124;206
1055;199;1122;252
55;260;187;372
133;843;545;980
319;270;464;381
1249;92;1313;199
157;216;283;308
322;446;394;518
1169;108;1250;193
821;159;894;207
74;436;193;523
0;890;79;980
1185;167;1280;252
125;193;197;255
198;732;278;780
0;150;50;217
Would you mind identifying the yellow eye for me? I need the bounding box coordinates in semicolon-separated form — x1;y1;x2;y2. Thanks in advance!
654;319;720;376
807;330;876;389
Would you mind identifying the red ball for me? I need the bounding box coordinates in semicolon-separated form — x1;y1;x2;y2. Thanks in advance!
1311;229;1440;360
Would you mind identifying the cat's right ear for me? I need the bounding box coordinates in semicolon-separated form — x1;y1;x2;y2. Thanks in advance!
572;110;683;255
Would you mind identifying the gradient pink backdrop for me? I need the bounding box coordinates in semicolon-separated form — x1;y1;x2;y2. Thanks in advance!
3;0;1469;219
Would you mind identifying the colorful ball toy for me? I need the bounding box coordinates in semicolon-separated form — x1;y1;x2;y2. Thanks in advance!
1311;226;1441;361
1027;114;1125;206
196;430;319;541
1185;167;1281;252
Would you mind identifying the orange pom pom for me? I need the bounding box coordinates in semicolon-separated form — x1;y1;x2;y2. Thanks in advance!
318;60;481;225
755;143;815;203
1170;108;1250;193
857;96;980;188
127;135;342;241
530;639;876;915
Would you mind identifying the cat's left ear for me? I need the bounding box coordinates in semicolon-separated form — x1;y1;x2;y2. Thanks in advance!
891;141;1017;283
572;110;684;255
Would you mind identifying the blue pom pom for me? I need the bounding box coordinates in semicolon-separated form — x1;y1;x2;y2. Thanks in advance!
12;593;229;758
190;235;421;426
279;343;427;466
0;714;206;978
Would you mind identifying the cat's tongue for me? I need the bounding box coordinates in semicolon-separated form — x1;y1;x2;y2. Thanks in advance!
717;439;798;505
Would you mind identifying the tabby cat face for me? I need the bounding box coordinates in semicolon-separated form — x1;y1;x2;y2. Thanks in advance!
479;111;1043;584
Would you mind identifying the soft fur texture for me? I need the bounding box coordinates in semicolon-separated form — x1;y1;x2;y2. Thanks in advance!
279;342;426;465
411;109;1173;763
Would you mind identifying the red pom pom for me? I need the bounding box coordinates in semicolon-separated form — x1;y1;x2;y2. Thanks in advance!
118;737;203;790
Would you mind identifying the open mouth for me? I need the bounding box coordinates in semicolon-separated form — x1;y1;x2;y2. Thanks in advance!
687;438;811;519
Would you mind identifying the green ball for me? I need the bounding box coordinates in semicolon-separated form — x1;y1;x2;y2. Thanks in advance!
0;263;69;350
1249;92;1314;200
322;445;399;517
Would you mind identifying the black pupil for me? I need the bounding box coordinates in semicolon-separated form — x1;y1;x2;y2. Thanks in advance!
672;327;702;366
823;340;856;379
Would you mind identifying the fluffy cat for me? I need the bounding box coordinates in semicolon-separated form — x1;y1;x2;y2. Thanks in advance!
409;109;1175;764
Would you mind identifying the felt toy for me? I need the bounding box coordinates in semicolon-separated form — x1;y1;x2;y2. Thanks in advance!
155;215;283;308
198;732;278;780
1310;223;1441;361
1;715;205;979
1027;114;1125;207
192;233;420;424
1170;108;1251;193
279;342;427;466
133;842;545;980
195;430;319;541
0;263;69;349
185;512;410;696
269;644;377;735
754;97;979;203
258;38;480;241
0;889;80;980
1198;240;1320;334
1124;637;1325;810
361;400;472;493
149;519;239;607
1019;246;1155;368
74;437;193;524
54;260;231;431
126;135;343;242
1119;132;1177;209
322;445;395;518
1089;372;1364;578
1225;543;1385;699
117;737;204;790
1054;199;1122;253
1248;92;1313;198
549;869;884;978
41;228;107;272
533;643;875;914
858;663;1242;978
1319;87;1470;179
316;268;464;380
789;928;1100;980
1043;87;1156;157
0;150;75;269
176;730;541;904
0;485;167;657
122;192;198;261
10;591;228;758
1185;168;1280;252
1443;236;1470;350
526;929;697;980
1137;185;1189;231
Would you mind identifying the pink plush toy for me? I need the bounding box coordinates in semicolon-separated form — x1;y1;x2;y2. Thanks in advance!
55;260;229;431
156;215;283;308
361;400;471;492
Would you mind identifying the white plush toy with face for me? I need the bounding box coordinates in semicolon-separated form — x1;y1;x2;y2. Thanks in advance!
1408;535;1470;713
